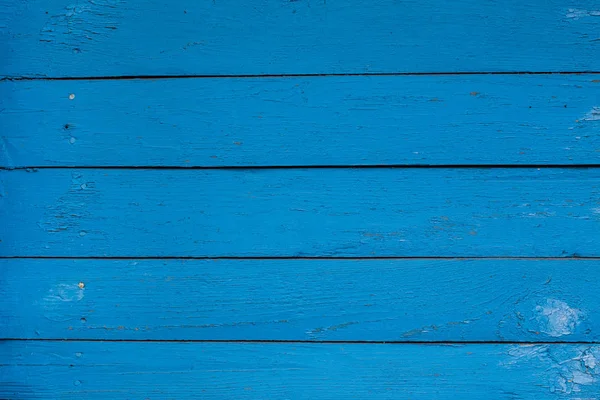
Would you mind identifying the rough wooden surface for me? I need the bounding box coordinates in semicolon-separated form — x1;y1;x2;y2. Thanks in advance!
3;341;600;399
1;168;599;257
2;0;600;77
1;258;598;342
3;1;600;397
1;75;599;168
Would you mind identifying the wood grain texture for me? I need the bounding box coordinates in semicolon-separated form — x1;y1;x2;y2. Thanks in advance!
2;0;600;77
1;168;599;257
1;258;599;342
3;341;600;399
1;75;600;168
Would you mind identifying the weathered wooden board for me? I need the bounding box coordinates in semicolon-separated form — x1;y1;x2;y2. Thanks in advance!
1;258;598;342
2;0;600;78
1;75;600;168
2;341;599;399
1;168;599;257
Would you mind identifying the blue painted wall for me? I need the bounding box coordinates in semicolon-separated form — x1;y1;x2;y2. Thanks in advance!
1;1;600;398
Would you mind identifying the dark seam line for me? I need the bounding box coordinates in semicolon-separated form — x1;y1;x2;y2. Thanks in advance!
3;164;600;171
2;71;600;81
1;256;598;260
0;338;597;345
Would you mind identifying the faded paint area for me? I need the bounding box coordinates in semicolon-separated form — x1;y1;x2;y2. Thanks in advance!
44;283;84;305
41;282;86;323
504;345;600;394
535;299;583;337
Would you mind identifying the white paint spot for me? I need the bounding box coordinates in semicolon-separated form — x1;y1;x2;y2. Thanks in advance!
535;299;582;337
583;107;600;121
566;9;600;19
69;137;77;144
69;93;75;100
44;283;84;304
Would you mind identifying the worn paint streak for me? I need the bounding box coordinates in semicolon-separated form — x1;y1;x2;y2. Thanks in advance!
566;9;600;19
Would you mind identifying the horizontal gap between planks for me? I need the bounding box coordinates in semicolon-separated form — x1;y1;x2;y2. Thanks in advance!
2;70;600;82
0;338;598;345
1;256;599;260
3;164;600;171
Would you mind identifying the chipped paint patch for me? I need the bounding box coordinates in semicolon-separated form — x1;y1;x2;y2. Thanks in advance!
583;107;600;121
566;9;600;19
503;345;600;394
535;299;582;337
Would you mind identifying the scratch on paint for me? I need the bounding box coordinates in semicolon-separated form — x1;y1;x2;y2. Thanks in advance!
534;299;583;337
503;345;600;394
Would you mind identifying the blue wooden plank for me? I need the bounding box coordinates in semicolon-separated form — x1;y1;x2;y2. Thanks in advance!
1;258;599;342
2;341;599;399
2;0;600;77
1;75;599;168
1;168;599;257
